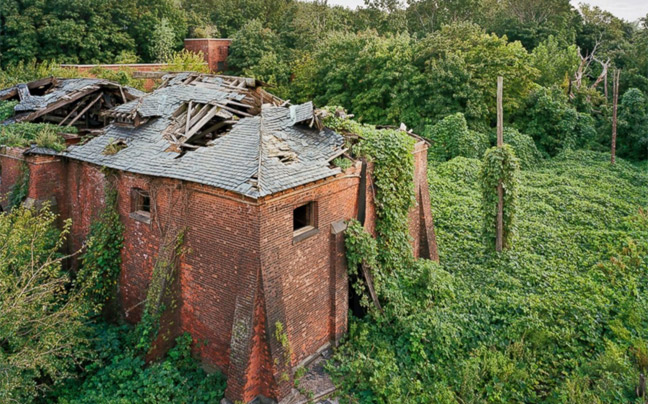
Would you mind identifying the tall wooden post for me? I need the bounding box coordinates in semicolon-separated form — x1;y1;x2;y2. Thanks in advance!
496;76;504;252
611;69;620;165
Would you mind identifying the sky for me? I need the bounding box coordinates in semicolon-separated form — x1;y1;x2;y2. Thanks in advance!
320;0;648;22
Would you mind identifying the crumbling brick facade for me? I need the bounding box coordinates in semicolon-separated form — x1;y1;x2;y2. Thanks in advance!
0;73;438;404
0;137;437;403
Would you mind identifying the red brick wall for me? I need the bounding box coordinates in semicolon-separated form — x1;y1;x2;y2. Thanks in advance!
180;188;261;371
258;168;361;360
362;141;439;261
0;147;25;210
184;39;231;72
12;144;434;404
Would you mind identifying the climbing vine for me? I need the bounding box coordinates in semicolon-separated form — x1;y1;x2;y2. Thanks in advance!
344;219;379;309
324;107;423;313
8;162;29;209
135;230;186;353
76;183;124;315
480;144;520;249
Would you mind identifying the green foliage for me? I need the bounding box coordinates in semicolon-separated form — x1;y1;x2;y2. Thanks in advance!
332;156;352;170
344;219;379;309
412;23;539;130
151;18;180;63
480;145;520;249
517;86;598;156
0;122;75;151
332;151;648;402
0;0;187;66
228;19;285;73
424;113;489;161
0;60;81;89
0;207;90;402
57;327;226;403
75;184;124;316
349;120;417;273
497;127;542;169
8;163;29;209
89;66;146;90
164;49;210;73
618;88;648;160
0;99;17;121
329;110;455;328
531;35;580;87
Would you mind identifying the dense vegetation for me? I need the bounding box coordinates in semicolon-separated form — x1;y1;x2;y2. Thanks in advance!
1;0;648;402
331;151;648;402
0;198;224;403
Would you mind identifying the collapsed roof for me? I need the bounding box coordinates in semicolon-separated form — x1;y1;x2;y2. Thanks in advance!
0;77;145;134
1;74;347;199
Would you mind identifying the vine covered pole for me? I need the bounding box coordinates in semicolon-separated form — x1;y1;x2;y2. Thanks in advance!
611;69;620;165
496;76;504;252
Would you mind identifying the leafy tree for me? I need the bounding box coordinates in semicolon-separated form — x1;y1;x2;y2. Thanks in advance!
0;207;90;402
228;19;285;73
411;23;538;130
517;85;597;155
481;0;579;50
0;0;136;66
151;18;177;62
531;35;580;87
424;112;489;161
618;88;648;160
404;0;484;35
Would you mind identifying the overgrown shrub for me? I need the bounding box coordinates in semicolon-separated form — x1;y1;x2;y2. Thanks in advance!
0;122;74;151
0;100;18;121
480;145;520;249
164;49;210;73
56;327;226;403
491;127;542;169
424;112;489;161
331;151;648;402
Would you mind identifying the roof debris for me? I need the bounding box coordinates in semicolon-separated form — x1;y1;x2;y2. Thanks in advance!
0;73;346;199
0;78;144;136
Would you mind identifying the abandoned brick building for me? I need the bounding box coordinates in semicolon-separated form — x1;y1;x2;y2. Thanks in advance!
0;74;438;403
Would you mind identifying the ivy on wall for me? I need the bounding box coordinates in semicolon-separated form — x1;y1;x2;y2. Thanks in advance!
480;144;520;249
324;108;451;319
8;162;29;209
134;230;185;353
75;183;124;316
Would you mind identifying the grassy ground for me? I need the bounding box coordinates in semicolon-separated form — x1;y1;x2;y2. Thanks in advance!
330;150;648;403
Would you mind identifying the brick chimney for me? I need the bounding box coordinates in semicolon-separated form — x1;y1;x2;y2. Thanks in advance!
184;38;231;72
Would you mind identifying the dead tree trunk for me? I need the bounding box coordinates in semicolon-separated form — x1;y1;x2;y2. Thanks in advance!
496;76;504;252
611;69;620;165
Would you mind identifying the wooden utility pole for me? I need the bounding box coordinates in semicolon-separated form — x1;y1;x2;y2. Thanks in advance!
611;69;620;165
496;76;504;252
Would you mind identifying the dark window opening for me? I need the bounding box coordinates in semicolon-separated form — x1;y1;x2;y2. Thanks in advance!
131;188;151;222
184;116;234;148
293;202;316;233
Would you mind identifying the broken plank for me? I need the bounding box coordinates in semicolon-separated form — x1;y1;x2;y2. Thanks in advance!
185;101;193;135
185;106;221;140
187;104;212;128
59;96;88;126
66;92;103;127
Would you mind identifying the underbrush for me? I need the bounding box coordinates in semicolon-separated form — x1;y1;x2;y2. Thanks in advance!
330;150;648;403
54;323;226;404
0;122;74;151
